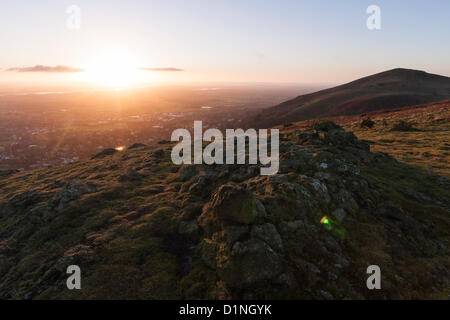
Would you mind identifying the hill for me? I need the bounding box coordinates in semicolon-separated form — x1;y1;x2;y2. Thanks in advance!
250;68;450;128
0;120;448;299
280;100;450;177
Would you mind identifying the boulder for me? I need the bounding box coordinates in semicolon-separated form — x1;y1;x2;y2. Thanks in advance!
250;223;283;251
55;180;97;210
91;148;117;159
312;120;342;132
220;238;284;288
198;183;266;234
331;208;347;223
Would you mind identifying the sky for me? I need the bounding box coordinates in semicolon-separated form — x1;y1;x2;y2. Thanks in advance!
1;0;450;85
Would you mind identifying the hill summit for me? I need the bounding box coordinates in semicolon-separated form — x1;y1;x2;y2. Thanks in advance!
250;68;450;128
0;121;448;299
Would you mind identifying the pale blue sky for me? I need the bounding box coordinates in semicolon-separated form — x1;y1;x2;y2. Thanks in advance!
1;0;449;84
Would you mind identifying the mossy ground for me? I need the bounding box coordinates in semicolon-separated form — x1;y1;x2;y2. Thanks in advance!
0;104;449;299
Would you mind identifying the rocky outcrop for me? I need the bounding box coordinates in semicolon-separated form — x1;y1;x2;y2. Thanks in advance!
91;148;117;159
55;180;97;211
0;121;448;300
198;183;266;234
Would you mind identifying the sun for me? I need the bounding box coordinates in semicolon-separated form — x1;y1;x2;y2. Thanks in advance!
81;51;148;88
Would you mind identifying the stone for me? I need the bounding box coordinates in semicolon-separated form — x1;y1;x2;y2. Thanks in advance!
220;238;284;288
178;220;199;240
250;223;283;251
332;208;347;223
198;183;266;235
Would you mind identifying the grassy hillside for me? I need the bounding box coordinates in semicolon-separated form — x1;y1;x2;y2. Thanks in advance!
282;100;450;177
251;69;450;128
0;119;448;299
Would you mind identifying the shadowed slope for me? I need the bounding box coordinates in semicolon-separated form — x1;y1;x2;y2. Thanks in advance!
251;69;450;128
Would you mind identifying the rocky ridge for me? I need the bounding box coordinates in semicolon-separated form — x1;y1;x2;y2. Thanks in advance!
0;121;448;299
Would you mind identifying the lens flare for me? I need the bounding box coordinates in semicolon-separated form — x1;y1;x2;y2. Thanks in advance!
320;216;330;225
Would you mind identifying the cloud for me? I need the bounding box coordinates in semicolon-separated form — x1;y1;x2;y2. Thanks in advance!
138;67;184;72
7;65;84;73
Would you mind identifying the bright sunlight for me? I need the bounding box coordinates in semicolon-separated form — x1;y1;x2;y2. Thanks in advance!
81;50;149;88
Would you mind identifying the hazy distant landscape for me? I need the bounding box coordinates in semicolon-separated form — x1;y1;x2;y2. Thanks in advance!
0;83;319;171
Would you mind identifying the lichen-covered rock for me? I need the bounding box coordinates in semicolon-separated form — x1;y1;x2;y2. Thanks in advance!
313;120;342;132
178;220;199;241
91;148;117;159
220;225;249;246
250;223;283;251
331;208;347;223
219;239;284;288
199;239;218;269
55;180;97;211
198;183;266;235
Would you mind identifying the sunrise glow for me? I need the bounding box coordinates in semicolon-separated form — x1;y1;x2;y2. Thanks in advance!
81;51;148;88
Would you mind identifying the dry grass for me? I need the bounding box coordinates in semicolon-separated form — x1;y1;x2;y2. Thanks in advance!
282;100;450;177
